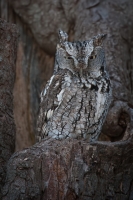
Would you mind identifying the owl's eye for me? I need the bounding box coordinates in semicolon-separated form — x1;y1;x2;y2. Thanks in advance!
89;55;97;59
64;56;73;60
68;56;73;59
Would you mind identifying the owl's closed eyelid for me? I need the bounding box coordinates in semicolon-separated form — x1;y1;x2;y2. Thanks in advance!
64;56;73;60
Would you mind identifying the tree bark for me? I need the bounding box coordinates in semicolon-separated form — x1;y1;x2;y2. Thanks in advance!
0;1;54;151
2;138;133;200
0;19;18;199
1;0;133;199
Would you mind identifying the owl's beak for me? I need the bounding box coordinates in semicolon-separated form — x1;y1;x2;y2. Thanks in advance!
73;57;87;70
77;58;87;69
78;63;87;69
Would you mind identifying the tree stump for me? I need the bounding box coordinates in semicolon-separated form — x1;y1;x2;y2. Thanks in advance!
2;138;133;200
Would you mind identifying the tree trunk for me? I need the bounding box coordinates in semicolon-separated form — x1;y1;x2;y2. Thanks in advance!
0;19;17;199
1;0;133;199
0;0;54;151
2;138;133;200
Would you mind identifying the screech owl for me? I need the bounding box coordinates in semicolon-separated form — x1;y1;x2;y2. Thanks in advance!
36;30;111;142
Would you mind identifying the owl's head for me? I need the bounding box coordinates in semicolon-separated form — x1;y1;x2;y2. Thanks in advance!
55;30;106;77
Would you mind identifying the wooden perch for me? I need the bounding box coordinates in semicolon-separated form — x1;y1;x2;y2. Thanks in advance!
2;138;133;199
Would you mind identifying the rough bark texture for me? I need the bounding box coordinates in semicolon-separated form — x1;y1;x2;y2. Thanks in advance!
1;0;133;199
2;138;133;200
0;1;54;150
13;22;54;150
0;19;17;199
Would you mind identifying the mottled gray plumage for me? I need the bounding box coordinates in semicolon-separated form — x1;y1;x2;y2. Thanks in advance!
37;30;111;142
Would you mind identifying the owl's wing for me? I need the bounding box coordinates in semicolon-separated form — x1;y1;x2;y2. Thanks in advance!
36;73;63;141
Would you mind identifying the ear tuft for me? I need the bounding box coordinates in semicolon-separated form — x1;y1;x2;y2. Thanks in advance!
58;29;68;44
93;34;107;46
